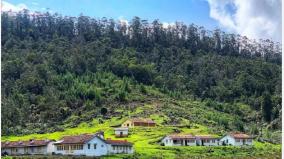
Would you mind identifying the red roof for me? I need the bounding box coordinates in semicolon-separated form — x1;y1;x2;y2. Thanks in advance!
55;134;95;144
2;140;53;148
229;133;252;139
105;139;133;146
195;135;219;139
168;134;195;140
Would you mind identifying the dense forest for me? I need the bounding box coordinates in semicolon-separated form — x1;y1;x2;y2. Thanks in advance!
1;10;281;136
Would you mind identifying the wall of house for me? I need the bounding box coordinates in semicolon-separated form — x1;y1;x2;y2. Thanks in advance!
161;136;173;146
115;130;128;137
54;144;85;156
10;147;25;155
84;137;108;156
46;142;55;154
233;138;253;146
197;139;219;146
107;145;133;154
220;135;253;146
220;135;236;146
162;137;196;146
28;146;47;155
122;121;133;128
2;148;12;155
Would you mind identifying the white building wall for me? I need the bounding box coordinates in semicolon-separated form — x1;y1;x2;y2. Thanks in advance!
220;135;253;146
84;137;108;156
233;138;253;146
2;148;12;155
107;144;134;154
161;136;173;146
54;145;85;155
46;142;55;154
161;137;196;146
201;139;219;146
114;130;128;137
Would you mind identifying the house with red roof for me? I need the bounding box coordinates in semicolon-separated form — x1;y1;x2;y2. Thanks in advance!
161;134;197;146
121;118;156;128
219;132;253;146
53;132;133;156
1;139;55;155
195;135;219;146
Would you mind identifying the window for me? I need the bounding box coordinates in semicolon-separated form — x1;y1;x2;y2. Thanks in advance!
113;146;115;150
101;144;104;147
31;147;34;152
57;145;63;151
236;139;240;142
94;144;97;149
64;145;69;150
166;139;168;143
212;140;215;143
247;139;252;142
173;140;178;144
88;144;90;149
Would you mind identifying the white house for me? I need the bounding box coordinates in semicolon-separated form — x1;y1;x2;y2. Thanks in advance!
195;135;219;146
1;139;55;155
219;132;253;146
54;132;133;156
114;127;129;137
161;134;196;146
106;139;134;154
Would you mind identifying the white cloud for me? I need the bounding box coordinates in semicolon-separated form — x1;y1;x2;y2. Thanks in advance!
162;22;175;28
118;16;129;26
1;1;28;12
207;0;282;42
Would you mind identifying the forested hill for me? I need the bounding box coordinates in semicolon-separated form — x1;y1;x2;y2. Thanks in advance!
1;11;281;136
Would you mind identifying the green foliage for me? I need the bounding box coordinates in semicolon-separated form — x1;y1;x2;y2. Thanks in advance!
1;11;281;137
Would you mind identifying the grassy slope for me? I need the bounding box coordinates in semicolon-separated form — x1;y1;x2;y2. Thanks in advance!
2;101;281;159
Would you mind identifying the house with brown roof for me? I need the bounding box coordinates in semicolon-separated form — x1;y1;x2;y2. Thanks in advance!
195;135;219;146
106;138;134;154
1;139;55;155
161;134;197;146
219;132;253;146
53;132;133;156
121;118;156;128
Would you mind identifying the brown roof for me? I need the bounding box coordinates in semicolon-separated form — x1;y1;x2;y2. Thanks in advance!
55;134;95;145
195;135;219;139
105;139;133;146
2;140;53;148
229;133;253;139
168;134;195;140
129;118;156;124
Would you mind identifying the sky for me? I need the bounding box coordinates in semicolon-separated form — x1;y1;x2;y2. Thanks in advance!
1;0;282;42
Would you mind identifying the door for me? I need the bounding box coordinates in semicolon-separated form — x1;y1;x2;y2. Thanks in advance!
185;140;188;146
120;131;123;137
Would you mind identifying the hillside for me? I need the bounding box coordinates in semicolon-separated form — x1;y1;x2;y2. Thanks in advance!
1;9;281;147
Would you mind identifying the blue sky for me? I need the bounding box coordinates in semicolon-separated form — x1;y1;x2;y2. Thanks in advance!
3;0;219;30
2;0;281;41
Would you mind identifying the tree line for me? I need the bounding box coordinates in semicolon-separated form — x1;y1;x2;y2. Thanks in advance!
1;10;281;135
